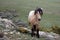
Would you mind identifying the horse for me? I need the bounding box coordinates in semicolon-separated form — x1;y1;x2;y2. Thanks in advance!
28;8;43;38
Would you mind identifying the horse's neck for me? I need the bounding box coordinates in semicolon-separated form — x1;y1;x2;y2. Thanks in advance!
35;15;38;21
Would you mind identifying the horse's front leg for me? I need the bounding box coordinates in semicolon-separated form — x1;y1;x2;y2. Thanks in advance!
36;24;40;38
36;29;40;38
31;28;34;37
31;25;36;37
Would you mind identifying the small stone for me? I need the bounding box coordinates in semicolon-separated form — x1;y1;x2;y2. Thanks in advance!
16;32;20;35
10;32;14;35
4;32;8;35
17;38;21;40
0;32;4;38
25;37;27;39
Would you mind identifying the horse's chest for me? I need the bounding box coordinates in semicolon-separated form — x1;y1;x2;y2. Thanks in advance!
28;10;39;24
28;16;38;24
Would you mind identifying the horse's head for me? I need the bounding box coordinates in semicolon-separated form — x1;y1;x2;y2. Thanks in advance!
34;8;43;21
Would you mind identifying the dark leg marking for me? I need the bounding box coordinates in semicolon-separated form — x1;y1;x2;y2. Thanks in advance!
31;25;40;38
36;29;40;38
33;25;36;31
31;25;36;37
31;28;34;37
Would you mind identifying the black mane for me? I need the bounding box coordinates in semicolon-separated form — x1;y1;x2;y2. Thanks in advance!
34;8;43;15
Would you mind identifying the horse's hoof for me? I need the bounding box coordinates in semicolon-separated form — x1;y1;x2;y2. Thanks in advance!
36;34;40;38
37;36;40;38
31;33;34;37
31;35;34;37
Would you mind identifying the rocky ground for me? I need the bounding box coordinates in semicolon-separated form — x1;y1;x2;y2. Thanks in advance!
0;28;60;40
0;9;60;40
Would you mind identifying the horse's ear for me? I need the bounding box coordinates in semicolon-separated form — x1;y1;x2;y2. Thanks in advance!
34;10;37;15
40;8;43;16
41;8;43;10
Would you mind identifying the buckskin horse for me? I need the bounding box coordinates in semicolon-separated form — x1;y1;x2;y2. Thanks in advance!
28;8;43;38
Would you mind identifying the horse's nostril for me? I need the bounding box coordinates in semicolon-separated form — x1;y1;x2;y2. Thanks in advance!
38;19;41;21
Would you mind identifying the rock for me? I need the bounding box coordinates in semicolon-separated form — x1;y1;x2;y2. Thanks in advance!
0;38;4;40
14;19;28;27
16;32;20;35
0;32;4;38
0;12;4;16
4;32;8;35
17;27;29;33
0;9;18;20
10;32;14;35
18;27;60;40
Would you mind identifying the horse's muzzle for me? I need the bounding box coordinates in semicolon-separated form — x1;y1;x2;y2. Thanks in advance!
38;19;41;21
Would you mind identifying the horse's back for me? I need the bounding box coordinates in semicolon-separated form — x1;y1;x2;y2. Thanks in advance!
28;10;35;21
28;10;34;17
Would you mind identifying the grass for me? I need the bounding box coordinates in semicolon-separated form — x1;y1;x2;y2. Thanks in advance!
0;0;60;27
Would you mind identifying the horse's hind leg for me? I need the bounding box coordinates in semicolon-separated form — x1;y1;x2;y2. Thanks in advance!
36;29;40;38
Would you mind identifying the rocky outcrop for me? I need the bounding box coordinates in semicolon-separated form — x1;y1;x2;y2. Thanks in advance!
14;19;28;27
0;9;18;19
17;27;60;40
0;9;60;40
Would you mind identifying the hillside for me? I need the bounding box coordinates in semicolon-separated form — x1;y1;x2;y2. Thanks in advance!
0;0;60;40
0;0;60;27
